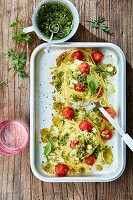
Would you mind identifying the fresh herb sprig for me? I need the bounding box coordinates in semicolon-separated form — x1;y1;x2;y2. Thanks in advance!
10;13;33;43
87;17;112;34
0;49;29;87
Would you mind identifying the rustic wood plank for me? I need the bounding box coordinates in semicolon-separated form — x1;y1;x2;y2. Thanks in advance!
0;0;133;200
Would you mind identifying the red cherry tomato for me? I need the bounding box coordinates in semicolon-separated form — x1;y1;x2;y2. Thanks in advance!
86;155;95;165
71;51;83;61
62;107;74;119
97;87;103;98
92;51;104;63
79;120;92;132
101;129;113;140
78;62;90;73
75;83;85;92
102;107;115;121
55;164;68;176
70;140;79;148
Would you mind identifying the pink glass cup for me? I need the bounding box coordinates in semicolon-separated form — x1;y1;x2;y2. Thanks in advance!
0;120;29;155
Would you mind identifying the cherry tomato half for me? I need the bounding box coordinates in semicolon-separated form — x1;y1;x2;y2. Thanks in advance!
101;128;113;140
71;51;83;61
92;51;104;63
86;155;95;165
55;164;68;176
78;62;90;73
96;87;104;98
75;83;85;92
62;107;74;119
70;140;79;148
79;120;92;132
102;107;115;121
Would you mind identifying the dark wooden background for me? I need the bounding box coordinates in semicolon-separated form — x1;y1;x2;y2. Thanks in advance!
0;0;133;199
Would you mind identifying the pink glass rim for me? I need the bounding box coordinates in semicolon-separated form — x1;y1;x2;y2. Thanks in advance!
0;120;29;155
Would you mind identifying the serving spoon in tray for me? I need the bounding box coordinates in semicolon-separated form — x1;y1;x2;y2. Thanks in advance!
95;103;133;152
44;23;59;53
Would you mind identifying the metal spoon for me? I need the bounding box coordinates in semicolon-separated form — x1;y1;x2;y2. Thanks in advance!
44;23;59;53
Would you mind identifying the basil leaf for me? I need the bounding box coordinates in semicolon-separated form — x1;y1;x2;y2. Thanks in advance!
88;75;98;95
44;142;52;157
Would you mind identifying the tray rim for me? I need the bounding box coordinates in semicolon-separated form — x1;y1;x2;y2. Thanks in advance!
30;42;126;182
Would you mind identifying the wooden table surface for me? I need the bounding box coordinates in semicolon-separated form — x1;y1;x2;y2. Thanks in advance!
0;0;133;199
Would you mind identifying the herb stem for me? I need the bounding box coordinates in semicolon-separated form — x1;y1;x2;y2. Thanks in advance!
0;71;16;85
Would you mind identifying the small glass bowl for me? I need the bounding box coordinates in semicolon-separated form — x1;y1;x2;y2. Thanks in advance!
0;120;29;155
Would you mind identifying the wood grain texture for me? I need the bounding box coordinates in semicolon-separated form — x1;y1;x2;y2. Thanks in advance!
0;0;133;200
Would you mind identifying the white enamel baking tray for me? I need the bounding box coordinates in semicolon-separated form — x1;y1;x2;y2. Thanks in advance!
30;42;126;182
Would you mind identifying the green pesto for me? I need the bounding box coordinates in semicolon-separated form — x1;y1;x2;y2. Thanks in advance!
60;133;69;146
77;74;87;84
55;71;64;91
36;3;74;40
96;164;103;171
92;145;101;159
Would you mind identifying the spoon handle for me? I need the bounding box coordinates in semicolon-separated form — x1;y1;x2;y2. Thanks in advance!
44;32;54;53
122;134;133;152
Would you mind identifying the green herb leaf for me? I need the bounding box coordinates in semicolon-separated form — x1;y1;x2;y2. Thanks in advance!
10;22;18;28
12;34;23;43
94;23;99;29
10;14;33;44
18;84;28;89
7;67;12;72
88;75;98;95
10;12;20;27
98;17;105;23
16;13;20;24
44;142;52;157
1;81;8;87
23;34;33;43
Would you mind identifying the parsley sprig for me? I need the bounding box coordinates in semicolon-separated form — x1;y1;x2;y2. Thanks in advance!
10;13;33;43
0;49;29;87
0;13;33;87
87;17;112;34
